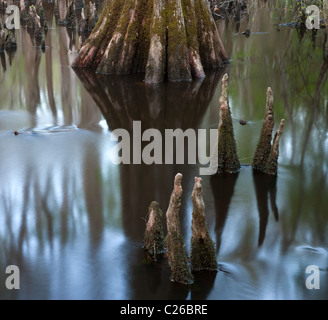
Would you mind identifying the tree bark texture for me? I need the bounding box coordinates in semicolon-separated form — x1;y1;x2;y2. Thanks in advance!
253;88;285;176
143;201;165;261
72;0;228;83
215;73;240;174
165;173;193;285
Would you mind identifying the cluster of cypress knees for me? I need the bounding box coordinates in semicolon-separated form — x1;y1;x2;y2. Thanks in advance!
143;74;285;285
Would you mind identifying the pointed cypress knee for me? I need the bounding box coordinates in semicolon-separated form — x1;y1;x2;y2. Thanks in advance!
253;88;285;176
216;74;241;174
143;201;165;261
165;173;193;285
253;87;275;172
190;177;217;272
265;119;285;176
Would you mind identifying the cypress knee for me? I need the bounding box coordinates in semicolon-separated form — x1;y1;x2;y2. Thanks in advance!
190;177;217;272
165;173;193;285
216;74;240;174
253;88;285;176
143;201;165;261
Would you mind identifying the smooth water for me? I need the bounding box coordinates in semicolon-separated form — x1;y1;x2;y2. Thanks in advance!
0;1;327;300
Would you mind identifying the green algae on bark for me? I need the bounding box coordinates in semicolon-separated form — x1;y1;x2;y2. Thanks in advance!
73;0;228;83
253;88;285;176
145;0;167;83
165;173;193;285
144;201;165;261
215;74;240;174
190;177;217;272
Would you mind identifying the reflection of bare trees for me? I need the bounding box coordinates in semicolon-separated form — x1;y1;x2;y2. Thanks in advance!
277;24;328;251
217;2;328;252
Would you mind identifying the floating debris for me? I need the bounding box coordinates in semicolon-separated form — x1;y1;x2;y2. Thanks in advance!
239;119;248;126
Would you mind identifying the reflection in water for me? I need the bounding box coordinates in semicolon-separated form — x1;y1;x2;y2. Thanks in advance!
210;173;239;254
73;68;226;241
252;172;279;247
0;1;328;300
74;65;225;300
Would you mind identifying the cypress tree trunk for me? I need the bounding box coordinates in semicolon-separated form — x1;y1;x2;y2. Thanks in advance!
72;0;228;83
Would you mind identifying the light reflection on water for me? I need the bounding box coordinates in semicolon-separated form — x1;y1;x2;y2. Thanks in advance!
0;1;327;300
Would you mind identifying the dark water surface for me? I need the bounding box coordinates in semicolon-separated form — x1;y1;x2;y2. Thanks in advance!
0;1;327;300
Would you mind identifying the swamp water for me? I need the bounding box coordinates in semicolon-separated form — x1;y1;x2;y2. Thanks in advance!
0;1;327;299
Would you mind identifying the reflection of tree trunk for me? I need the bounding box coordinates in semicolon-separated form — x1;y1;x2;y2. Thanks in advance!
0;52;6;71
79;87;102;129
73;67;225;243
43;1;55;26
58;27;77;125
45;30;57;119
21;28;41;123
83;141;104;247
58;0;67;20
73;67;226;132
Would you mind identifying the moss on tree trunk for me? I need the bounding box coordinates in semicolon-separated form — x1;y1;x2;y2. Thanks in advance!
72;0;228;82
